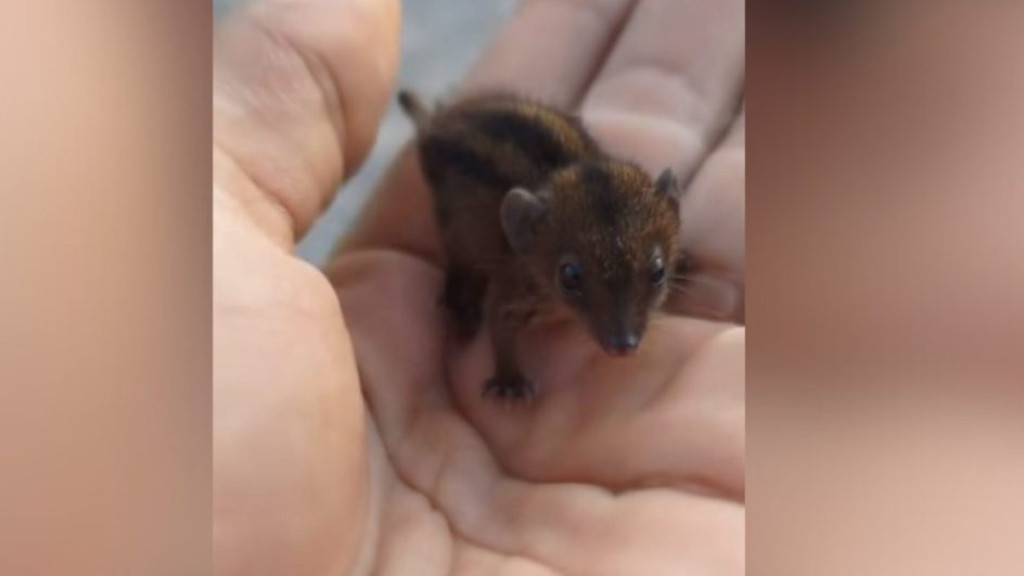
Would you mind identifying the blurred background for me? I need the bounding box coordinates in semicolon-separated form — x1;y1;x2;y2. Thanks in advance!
215;0;518;265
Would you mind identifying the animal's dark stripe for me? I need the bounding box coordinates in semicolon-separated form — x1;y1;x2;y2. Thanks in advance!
420;136;514;191
579;162;623;227
464;108;585;171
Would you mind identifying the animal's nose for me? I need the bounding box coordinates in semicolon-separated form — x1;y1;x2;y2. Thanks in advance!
604;332;640;356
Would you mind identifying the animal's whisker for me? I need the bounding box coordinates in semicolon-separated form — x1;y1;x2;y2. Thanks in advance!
648;314;677;326
667;281;695;292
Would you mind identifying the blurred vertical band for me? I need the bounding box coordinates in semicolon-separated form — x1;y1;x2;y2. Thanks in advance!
0;1;211;574
748;1;1024;574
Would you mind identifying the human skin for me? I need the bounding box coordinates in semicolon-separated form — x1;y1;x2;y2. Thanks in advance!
213;0;744;574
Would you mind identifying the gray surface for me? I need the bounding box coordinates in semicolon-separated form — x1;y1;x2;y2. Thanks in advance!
215;0;519;265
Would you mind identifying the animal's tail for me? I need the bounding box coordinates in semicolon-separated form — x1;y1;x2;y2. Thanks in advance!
397;89;431;130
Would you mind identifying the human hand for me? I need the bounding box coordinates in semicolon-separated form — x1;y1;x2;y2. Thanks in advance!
214;0;744;573
213;0;400;573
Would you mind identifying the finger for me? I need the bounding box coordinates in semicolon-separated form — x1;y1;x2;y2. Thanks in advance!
343;0;642;261
666;106;745;323
665;269;745;324
580;0;745;179
460;0;641;108
682;105;745;275
214;0;401;247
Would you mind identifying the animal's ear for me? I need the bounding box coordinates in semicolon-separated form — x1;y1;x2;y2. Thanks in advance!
500;187;548;254
654;168;682;201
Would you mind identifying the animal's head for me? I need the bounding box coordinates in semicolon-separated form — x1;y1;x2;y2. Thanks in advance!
500;160;682;355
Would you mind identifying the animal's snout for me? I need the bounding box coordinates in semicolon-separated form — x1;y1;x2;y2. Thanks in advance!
602;331;640;356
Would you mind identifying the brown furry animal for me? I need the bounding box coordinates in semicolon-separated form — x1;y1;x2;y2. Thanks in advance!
399;90;683;400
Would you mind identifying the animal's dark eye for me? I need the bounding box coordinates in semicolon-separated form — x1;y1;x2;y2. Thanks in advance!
651;257;666;285
559;263;583;293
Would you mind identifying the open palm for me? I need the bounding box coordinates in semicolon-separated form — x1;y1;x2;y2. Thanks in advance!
214;0;744;574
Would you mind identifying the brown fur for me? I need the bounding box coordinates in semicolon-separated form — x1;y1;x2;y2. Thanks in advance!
399;90;682;400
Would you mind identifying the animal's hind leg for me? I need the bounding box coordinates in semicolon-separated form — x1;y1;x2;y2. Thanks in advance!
440;264;487;342
481;275;536;402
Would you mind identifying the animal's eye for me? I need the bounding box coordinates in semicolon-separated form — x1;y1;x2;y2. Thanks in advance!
559;262;583;293
651;257;666;285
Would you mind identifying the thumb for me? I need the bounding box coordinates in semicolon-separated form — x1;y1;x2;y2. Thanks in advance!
214;0;401;247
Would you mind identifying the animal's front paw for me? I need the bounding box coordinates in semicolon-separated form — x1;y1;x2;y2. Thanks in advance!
482;373;537;402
